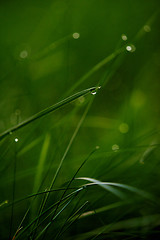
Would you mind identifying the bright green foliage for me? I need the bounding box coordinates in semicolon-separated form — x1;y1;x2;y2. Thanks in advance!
0;1;160;240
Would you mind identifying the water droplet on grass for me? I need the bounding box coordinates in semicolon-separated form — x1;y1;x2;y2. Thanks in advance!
121;34;127;41
144;25;151;32
15;138;19;142
112;144;119;152
91;90;97;95
73;32;80;39
119;123;129;133
126;44;136;52
19;50;28;59
90;86;101;95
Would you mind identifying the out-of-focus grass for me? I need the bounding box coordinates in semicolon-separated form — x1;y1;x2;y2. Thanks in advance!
0;1;160;240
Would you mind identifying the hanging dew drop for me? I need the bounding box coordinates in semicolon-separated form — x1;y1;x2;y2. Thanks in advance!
15;138;19;142
121;34;127;41
126;44;136;53
91;90;97;95
112;144;119;152
90;86;101;95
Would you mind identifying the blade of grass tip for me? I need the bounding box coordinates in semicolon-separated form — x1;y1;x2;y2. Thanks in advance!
0;86;96;141
77;177;155;201
67;46;125;95
15;188;83;240
40;146;99;240
31;34;73;61
55;201;89;240
76;177;126;199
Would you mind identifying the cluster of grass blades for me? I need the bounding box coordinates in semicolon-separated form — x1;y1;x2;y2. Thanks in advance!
0;2;160;240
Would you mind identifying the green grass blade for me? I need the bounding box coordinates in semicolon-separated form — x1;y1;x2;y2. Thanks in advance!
0;87;96;141
67;47;125;94
77;177;126;199
33;134;51;194
15;188;83;239
77;177;154;200
31;34;72;60
55;201;89;240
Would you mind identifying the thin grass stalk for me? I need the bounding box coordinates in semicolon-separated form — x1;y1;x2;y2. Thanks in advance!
0;87;96;141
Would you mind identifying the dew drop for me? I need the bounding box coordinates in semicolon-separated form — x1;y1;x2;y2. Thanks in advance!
112;144;119;152
90;86;101;95
126;44;136;53
96;146;100;150
19;50;28;59
144;25;151;32
91;90;97;95
9;131;13;135
73;32;80;39
121;34;127;41
15;138;19;142
119;123;129;134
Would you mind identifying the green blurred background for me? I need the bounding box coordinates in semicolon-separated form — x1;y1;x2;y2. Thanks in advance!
0;0;160;239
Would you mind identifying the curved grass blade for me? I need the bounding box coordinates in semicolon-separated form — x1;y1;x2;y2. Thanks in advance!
0;87;96;141
76;177;154;200
77;177;126;199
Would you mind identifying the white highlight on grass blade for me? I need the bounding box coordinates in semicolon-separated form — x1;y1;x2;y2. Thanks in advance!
19;50;28;59
121;34;127;41
126;44;136;52
112;144;119;152
15;138;19;142
73;32;80;39
144;25;151;32
119;123;129;134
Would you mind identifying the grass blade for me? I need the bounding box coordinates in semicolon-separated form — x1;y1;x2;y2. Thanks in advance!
0;87;96;141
